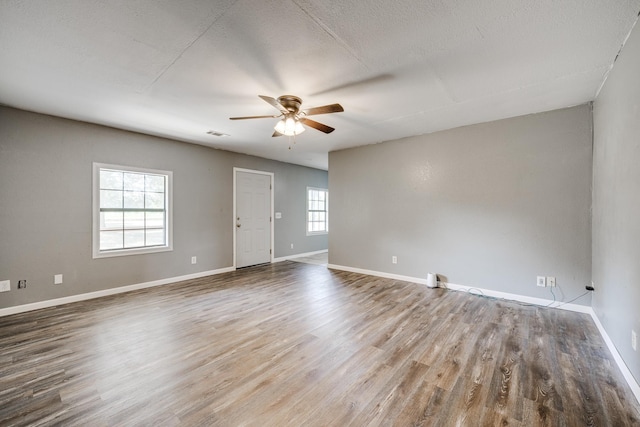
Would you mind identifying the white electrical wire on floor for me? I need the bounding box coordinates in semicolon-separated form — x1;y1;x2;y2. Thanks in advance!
435;280;590;310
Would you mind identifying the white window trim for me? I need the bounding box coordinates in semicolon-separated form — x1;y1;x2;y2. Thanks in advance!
92;162;173;259
306;186;328;236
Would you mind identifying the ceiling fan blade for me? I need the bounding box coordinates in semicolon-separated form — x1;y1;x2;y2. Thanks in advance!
259;95;289;113
272;131;283;137
302;103;344;116
229;115;279;120
299;118;335;134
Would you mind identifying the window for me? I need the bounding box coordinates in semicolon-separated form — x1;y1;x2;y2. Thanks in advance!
93;163;172;258
307;187;328;235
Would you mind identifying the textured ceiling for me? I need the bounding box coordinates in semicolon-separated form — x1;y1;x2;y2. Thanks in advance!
1;0;639;170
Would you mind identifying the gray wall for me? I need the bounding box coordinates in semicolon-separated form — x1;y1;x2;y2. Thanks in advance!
329;105;592;304
593;20;640;382
0;106;327;309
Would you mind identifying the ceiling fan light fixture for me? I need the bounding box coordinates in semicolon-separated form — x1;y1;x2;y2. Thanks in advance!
274;116;305;136
284;117;296;135
274;119;286;134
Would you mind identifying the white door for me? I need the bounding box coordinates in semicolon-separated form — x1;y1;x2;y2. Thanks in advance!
235;170;272;268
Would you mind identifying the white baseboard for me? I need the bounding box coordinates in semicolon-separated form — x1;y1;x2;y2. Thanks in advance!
274;249;328;263
327;264;590;313
589;310;640;404
327;263;431;285
327;263;639;404
0;266;235;317
440;281;592;313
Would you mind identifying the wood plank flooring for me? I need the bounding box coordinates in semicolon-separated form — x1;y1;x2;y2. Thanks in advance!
1;261;638;426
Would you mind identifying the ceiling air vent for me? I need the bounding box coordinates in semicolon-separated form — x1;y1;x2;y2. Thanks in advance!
207;130;229;137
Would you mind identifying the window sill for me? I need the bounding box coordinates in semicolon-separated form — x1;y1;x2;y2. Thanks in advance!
92;245;173;259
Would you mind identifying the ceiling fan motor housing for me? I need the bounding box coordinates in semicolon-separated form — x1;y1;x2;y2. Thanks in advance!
277;95;302;113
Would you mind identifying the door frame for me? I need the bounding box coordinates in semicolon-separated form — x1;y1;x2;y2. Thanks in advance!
233;167;275;269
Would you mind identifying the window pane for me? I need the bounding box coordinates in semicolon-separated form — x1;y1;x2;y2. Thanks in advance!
145;175;165;192
145;192;164;209
319;191;325;201
124;211;144;229
146;211;164;228
100;190;122;209
123;191;144;209
100;170;123;190
124;230;145;248
100;211;123;230
100;230;123;250
123;173;145;191
146;229;165;246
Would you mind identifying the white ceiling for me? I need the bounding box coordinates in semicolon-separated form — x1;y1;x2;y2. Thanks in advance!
1;1;639;170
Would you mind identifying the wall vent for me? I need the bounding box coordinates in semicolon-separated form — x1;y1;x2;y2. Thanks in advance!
207;130;230;137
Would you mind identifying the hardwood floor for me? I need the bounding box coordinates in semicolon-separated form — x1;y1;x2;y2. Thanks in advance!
1;261;638;426
289;251;328;266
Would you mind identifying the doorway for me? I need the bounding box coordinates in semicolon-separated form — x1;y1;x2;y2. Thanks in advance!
234;168;273;268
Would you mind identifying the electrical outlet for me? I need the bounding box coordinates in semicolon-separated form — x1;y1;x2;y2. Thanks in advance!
290;243;294;249
547;276;556;287
537;276;546;287
633;330;637;351
0;280;10;292
18;280;27;289
54;274;63;285
191;256;197;265
392;256;397;264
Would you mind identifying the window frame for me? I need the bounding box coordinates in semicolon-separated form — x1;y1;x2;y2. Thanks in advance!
306;186;329;236
92;162;173;259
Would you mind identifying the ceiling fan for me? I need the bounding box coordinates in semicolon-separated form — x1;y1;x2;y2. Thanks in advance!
230;95;343;137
